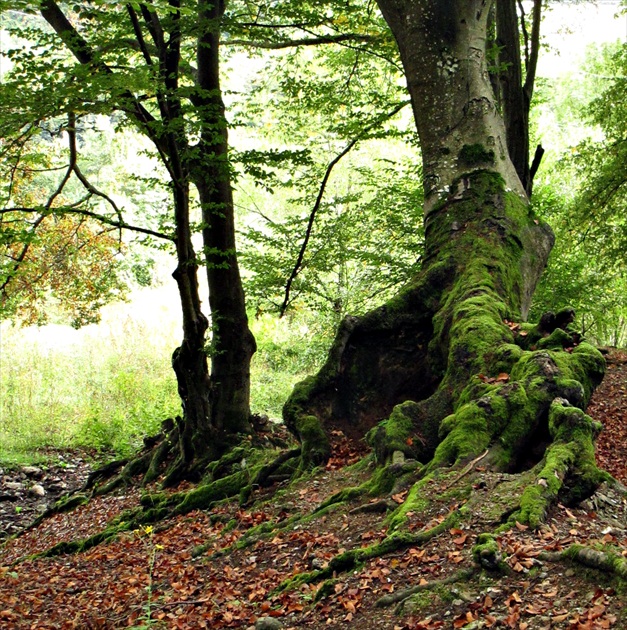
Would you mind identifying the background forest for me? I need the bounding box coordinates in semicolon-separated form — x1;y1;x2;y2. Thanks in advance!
0;0;626;464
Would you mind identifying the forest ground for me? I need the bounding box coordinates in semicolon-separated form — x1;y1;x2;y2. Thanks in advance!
0;350;625;629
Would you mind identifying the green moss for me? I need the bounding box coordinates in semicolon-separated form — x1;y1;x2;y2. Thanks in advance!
402;588;449;615
295;415;331;467
472;533;500;568
173;470;250;514
458;144;496;167
386;479;430;531
37;522;126;559
537;328;573;350
316;462;406;512
493;343;523;374
513;397;607;527
55;492;89;513
563;544;627;578
367;403;415;463
430;402;491;469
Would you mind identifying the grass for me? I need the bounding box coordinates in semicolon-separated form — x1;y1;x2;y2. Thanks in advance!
0;288;328;465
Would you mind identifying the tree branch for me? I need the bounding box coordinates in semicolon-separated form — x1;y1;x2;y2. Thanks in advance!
225;33;376;49
0;206;174;242
523;0;542;101
39;0;175;173
279;100;410;317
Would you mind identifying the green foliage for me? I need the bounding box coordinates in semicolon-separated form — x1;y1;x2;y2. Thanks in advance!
528;43;627;346
241;155;424;319
0;295;334;462
249;312;328;418
530;184;627;346
0;307;179;460
229;6;421;318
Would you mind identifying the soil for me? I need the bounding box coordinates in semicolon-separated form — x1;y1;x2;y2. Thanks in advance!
0;350;625;629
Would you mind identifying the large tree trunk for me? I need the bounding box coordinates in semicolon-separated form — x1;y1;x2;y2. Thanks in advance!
284;0;606;520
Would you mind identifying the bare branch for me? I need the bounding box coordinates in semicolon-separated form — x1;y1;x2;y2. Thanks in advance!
279;100;410;317
126;4;155;67
0;206;174;242
225;33;376;49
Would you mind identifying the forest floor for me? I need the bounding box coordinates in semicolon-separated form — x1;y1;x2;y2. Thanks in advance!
0;350;625;629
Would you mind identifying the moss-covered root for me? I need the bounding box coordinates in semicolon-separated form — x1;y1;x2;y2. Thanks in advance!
33;522;130;560
471;533;511;573
315;460;419;514
24;493;90;533
366;390;450;465
515;398;608;528
275;509;460;593
375;567;476;608
540;545;627;578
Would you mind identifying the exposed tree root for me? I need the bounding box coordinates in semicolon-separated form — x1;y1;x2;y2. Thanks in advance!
20;440;302;562
442;449;489;490
512;397;609;528
540;545;627;578
375;567;477;608
81;419;179;495
275;508;461;593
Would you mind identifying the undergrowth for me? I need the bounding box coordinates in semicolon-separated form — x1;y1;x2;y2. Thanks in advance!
0;296;327;465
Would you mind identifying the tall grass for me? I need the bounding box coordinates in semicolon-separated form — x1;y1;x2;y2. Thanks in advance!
0;291;181;462
0;288;329;464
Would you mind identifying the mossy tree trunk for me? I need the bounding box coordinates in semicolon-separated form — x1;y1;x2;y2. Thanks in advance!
284;0;607;517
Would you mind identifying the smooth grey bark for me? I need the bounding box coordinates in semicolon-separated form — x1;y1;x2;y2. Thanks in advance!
284;0;557;465
374;0;551;312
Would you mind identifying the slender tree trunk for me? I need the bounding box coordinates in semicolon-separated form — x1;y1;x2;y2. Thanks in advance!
193;0;256;435
37;0;255;486
284;0;606;520
168;179;220;480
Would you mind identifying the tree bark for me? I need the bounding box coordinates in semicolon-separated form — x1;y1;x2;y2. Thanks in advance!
39;0;255;483
284;0;606;516
193;0;256;436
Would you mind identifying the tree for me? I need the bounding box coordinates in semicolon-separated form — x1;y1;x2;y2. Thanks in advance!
284;0;607;526
0;0;256;484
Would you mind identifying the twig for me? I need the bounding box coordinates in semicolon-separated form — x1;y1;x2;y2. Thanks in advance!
443;449;489;490
279;100;410;316
157;598;211;609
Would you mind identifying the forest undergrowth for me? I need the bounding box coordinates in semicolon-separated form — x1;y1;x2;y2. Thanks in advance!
0;351;625;630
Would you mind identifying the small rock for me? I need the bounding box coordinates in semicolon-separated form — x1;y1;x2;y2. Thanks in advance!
392;450;405;465
255;616;283;630
311;557;326;570
4;482;23;491
21;466;43;479
30;484;46;497
565;568;575;578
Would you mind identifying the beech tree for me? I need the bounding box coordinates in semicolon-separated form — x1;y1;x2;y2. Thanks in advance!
284;0;608;525
1;0;256;484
